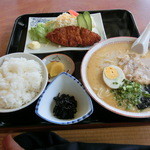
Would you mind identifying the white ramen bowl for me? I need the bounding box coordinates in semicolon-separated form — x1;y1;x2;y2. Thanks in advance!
0;52;48;113
81;37;150;118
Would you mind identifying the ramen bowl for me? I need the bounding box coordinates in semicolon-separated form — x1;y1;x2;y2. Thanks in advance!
81;37;150;118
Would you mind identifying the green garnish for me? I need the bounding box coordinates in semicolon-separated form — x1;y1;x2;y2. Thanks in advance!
83;11;92;31
77;14;88;29
111;79;144;110
29;21;56;44
77;11;92;31
45;20;56;33
143;93;150;98
113;82;118;85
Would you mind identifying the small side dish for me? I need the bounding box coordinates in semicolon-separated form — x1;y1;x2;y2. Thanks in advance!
35;72;93;125
42;53;75;82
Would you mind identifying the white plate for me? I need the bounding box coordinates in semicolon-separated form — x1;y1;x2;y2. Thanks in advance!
24;13;107;54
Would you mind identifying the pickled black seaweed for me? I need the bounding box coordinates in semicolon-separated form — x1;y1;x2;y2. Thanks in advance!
137;85;150;110
53;93;77;119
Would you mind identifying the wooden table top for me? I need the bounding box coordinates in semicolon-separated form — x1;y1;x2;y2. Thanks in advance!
0;0;150;57
0;0;150;146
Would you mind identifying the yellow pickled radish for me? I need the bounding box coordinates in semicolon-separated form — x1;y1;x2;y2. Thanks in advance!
46;61;65;77
46;62;55;72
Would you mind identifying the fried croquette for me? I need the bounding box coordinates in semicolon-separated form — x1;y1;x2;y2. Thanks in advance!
46;26;101;47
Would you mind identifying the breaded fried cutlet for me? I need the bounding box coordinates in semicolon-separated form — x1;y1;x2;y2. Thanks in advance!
46;26;101;47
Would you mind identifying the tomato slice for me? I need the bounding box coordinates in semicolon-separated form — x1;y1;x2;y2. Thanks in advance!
68;10;79;16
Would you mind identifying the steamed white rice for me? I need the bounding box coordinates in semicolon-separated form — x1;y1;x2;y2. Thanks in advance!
0;57;43;109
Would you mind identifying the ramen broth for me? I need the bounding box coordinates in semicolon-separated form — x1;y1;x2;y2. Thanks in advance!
87;41;150;112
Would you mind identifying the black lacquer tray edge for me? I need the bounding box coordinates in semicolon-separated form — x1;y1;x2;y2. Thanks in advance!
2;9;149;133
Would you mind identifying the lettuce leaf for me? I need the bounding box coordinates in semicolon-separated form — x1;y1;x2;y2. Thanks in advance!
29;22;55;44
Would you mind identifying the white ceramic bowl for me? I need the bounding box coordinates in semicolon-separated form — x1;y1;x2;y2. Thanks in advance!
35;72;93;125
81;37;150;118
0;52;48;113
42;53;75;82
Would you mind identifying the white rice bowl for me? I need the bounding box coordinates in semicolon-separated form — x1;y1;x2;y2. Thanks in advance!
0;53;48;113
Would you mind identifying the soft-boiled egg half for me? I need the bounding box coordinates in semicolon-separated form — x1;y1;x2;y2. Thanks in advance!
103;65;125;89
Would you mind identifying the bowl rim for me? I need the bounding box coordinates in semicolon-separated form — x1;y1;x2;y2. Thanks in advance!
81;36;150;118
0;52;48;113
35;72;93;125
42;53;75;68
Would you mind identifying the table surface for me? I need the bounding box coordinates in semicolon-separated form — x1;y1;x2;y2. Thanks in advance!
0;0;150;146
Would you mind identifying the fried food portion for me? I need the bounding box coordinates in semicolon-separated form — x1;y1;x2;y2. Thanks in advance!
46;26;101;47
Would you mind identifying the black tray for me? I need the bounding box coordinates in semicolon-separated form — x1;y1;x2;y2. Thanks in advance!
1;9;149;131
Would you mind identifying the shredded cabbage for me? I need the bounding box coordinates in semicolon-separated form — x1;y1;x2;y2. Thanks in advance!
29;21;55;44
